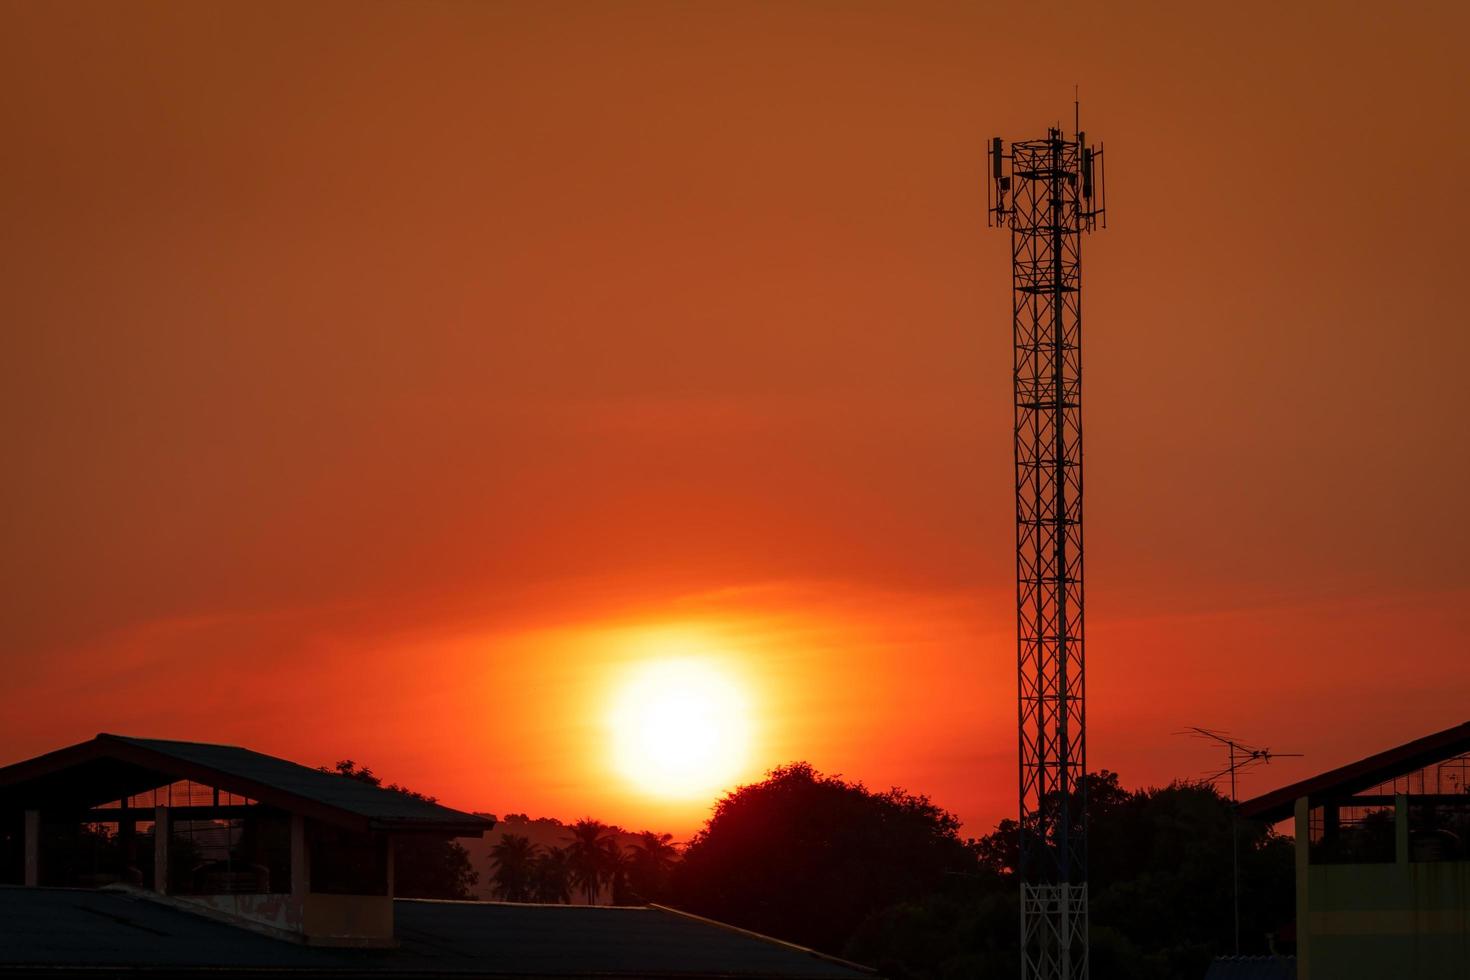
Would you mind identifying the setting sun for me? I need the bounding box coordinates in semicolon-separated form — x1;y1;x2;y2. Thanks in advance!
608;657;752;800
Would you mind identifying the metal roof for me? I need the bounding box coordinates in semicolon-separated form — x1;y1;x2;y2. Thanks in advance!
0;887;873;978
0;734;491;835
1203;955;1296;980
1238;720;1470;824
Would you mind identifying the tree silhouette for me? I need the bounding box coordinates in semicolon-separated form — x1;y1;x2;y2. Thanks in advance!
489;833;537;902
531;845;573;904
848;773;1295;980
625;830;679;904
565;818;619;905
607;844;634;905
325;761;478;900
673;762;975;955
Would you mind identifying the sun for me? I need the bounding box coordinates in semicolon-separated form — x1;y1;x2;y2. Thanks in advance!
607;657;752;800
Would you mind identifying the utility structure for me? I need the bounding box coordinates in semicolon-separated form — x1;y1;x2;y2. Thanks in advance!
1184;727;1302;955
988;118;1105;980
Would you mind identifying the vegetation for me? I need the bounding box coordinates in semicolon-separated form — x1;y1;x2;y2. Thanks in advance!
565;818;619;904
390;760;1292;979
624;830;680;903
671;764;1294;980
487;818;679;906
327;761;479;900
530;844;573;903
672;762;979;957
488;833;537;902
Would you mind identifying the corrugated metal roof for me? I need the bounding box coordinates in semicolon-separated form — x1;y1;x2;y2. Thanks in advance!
0;735;491;835
392;900;872;977
0;887;873;978
1203;955;1296;980
1238;720;1470;823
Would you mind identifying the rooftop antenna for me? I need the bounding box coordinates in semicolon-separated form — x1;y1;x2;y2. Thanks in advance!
1181;727;1303;955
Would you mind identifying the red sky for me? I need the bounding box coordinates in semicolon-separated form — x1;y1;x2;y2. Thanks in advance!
3;1;1468;837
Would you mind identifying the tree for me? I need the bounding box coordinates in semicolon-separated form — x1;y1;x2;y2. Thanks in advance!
625;831;679;904
672;762;977;955
1083;779;1294;980
326;761;478;900
531;845;573;903
955;774;1294;980
669;764;1294;980
564;818;620;905
489;833;538;902
607;845;634;905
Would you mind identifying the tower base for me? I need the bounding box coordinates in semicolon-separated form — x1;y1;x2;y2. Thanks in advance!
1021;882;1089;980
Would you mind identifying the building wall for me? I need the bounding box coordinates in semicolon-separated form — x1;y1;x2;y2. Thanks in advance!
1296;797;1470;980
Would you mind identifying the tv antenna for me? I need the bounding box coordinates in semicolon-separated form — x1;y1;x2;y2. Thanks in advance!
1181;727;1302;955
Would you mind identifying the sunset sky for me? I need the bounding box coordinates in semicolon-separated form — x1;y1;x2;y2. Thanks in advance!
3;1;1468;837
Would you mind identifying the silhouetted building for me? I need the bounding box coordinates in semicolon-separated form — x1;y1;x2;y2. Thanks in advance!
1240;721;1470;980
0;734;869;978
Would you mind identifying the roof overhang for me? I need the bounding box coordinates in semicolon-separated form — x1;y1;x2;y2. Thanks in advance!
0;735;492;837
1239;720;1470;823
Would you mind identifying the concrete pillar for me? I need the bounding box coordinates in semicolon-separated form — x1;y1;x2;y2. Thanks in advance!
1395;792;1409;865
23;810;39;887
1322;801;1339;846
385;838;395;898
153;805;170;894
290;814;309;898
1294;796;1311;980
118;817;135;861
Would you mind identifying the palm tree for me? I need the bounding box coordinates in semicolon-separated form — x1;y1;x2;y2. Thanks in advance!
488;833;537;902
607;844;634;905
564;818;619;905
626;830;680;903
531;845;572;904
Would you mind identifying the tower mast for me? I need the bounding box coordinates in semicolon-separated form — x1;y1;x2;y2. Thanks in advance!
989;119;1105;980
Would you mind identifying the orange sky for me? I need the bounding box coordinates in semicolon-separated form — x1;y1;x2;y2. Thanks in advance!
2;1;1468;837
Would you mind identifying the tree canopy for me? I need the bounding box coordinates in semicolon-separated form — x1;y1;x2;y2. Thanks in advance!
326;761;478;900
668;764;1293;980
360;758;1293;979
672;762;977;955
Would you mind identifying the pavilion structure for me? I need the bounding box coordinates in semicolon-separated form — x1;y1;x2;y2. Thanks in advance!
0;734;870;980
1241;720;1470;980
0;733;491;946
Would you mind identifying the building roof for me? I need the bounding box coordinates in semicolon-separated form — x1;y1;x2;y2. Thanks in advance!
0;887;873;978
1203;955;1296;980
1238;720;1470;823
0;734;491;836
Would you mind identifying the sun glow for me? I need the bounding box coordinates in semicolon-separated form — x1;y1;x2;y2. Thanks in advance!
608;657;753;800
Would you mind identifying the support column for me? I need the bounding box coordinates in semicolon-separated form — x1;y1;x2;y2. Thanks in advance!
118;817;136;884
290;814;309;898
1394;793;1409;865
23;810;39;887
1322;801;1339;849
385;838;395;898
1294;797;1311;980
153;805;170;894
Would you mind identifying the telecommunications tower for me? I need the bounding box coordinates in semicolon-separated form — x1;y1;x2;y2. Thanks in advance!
988;114;1105;980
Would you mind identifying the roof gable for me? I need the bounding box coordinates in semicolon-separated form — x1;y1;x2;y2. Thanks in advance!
0;734;491;836
1238;720;1470;823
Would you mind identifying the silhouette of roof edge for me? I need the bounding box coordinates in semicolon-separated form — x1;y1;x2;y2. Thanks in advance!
649;904;878;976
1238;720;1470;823
0;734;491;836
0;887;874;978
392;896;877;972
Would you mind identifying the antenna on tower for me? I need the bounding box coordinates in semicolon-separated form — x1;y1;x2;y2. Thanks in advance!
1180;727;1303;956
989;117;1108;980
